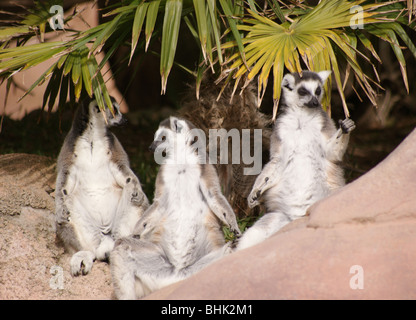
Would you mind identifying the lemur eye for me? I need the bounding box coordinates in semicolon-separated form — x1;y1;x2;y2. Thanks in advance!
297;87;308;96
161;136;166;141
284;83;293;91
315;87;322;96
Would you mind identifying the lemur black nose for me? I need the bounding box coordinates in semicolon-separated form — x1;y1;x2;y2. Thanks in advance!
307;97;320;108
149;141;162;153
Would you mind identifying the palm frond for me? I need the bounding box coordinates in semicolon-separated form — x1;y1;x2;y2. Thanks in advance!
0;0;415;120
160;0;183;94
130;1;149;64
219;0;416;119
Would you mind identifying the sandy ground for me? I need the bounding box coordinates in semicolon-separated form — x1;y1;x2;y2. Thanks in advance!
0;154;114;300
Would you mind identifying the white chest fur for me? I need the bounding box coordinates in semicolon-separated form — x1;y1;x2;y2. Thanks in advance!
160;162;210;269
268;108;331;215
70;126;121;232
278;109;324;153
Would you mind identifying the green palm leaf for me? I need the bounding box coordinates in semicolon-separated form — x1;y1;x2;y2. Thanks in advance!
220;0;412;118
0;0;415;121
160;0;183;94
130;2;149;64
145;0;161;51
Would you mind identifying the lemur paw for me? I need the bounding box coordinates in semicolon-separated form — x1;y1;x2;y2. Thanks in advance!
61;205;71;221
131;191;144;206
339;118;356;134
126;177;144;205
222;212;241;237
223;242;235;254
230;225;242;237
247;189;261;208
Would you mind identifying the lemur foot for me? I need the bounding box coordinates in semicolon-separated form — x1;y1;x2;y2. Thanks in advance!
70;251;95;276
95;237;115;261
339;118;356;134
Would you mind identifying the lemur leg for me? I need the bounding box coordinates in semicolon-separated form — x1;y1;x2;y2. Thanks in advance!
56;190;82;254
113;180;149;239
55;172;98;275
236;211;290;251
55;170;77;230
110;238;138;300
63;195;112;276
247;157;281;208
95;235;115;260
110;163;149;239
131;203;162;240
199;165;241;236
180;242;233;277
326;118;355;162
110;162;147;206
70;228;114;276
68;224;99;276
111;237;180;300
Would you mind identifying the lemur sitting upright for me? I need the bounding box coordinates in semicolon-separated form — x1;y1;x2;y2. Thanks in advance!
110;116;241;299
55;97;149;276
237;71;355;250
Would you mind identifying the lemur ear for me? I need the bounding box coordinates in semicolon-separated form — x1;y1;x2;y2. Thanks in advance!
282;73;296;91
317;70;332;84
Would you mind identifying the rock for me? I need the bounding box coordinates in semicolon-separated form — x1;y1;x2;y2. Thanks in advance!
0;154;113;299
0;154;56;215
145;129;416;300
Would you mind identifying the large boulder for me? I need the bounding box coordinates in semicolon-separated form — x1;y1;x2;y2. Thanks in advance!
146;129;416;300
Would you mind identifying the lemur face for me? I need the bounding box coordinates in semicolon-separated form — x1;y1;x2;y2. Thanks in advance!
89;97;124;126
281;71;331;109
106;99;124;126
149;116;197;154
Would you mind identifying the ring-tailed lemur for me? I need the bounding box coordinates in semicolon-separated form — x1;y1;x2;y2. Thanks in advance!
55;97;149;276
236;71;356;250
179;78;272;218
110;116;241;299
